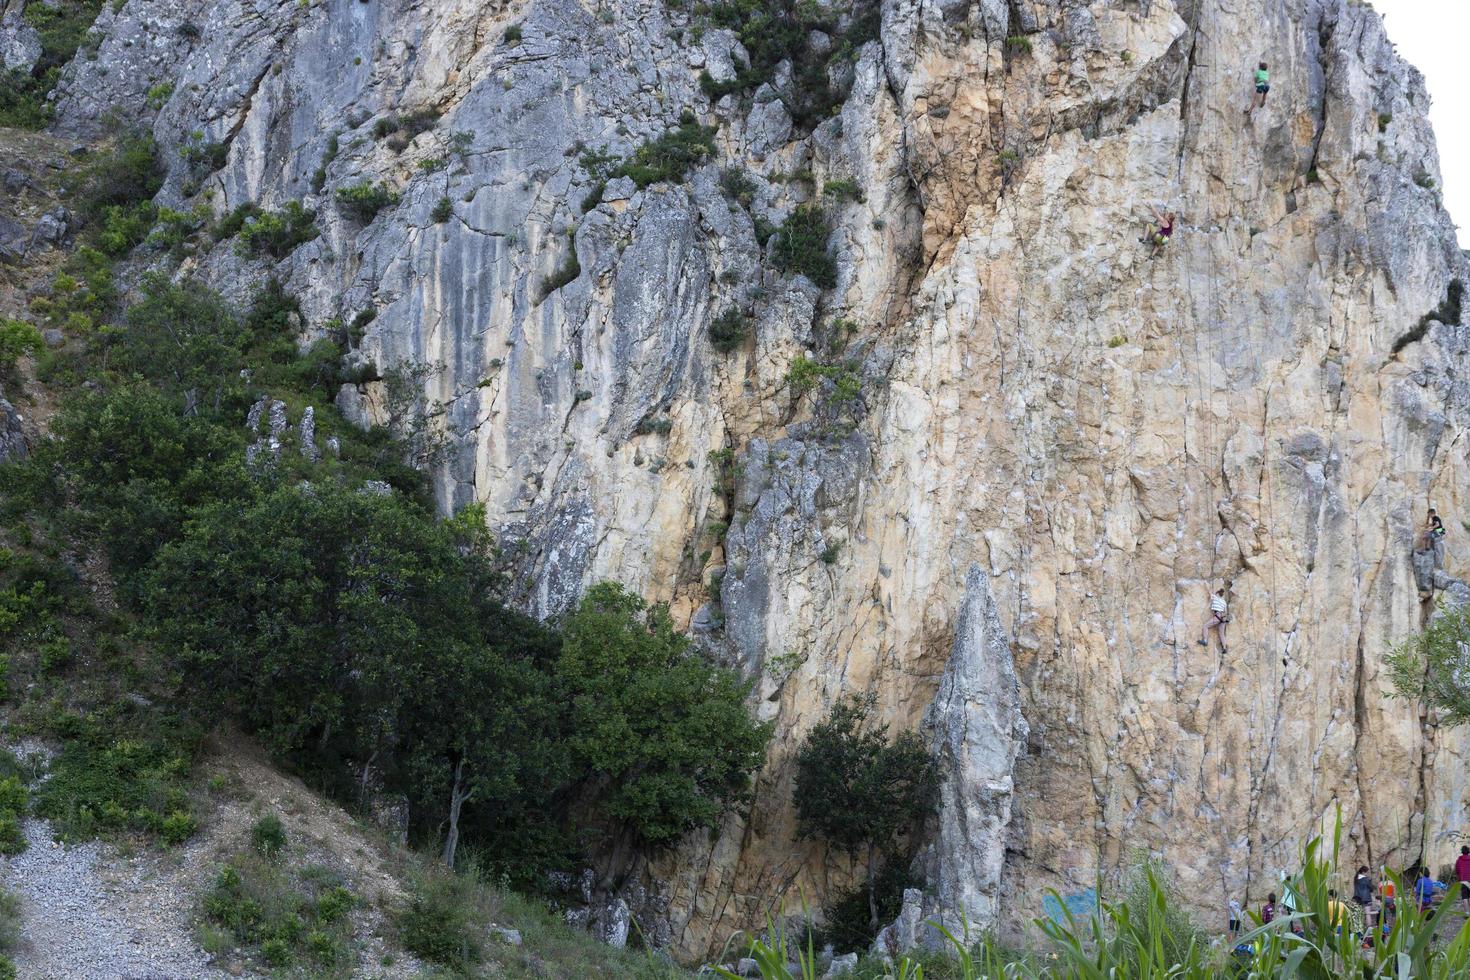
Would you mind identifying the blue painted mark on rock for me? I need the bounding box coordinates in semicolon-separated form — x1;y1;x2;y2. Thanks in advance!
1043;888;1098;923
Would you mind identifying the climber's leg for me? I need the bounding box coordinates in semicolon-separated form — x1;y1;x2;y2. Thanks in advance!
1199;614;1221;646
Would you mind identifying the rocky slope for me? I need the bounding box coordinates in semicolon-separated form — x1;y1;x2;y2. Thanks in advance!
17;0;1470;959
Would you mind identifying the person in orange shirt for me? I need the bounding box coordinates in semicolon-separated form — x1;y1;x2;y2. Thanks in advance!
1380;874;1397;930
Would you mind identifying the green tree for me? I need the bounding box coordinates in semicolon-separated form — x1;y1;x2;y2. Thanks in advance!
116;274;248;405
793;695;941;931
1387;602;1470;725
145;483;477;754
558;583;771;858
49;383;245;581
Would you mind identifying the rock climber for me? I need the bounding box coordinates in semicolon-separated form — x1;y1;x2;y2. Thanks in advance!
1140;204;1175;256
1456;845;1470;913
1245;61;1269;115
1197;586;1229;653
1418;508;1446;556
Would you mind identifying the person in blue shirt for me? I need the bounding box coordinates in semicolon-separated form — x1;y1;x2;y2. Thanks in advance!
1413;865;1447;911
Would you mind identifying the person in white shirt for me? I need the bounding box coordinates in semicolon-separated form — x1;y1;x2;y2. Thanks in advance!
1197;587;1228;652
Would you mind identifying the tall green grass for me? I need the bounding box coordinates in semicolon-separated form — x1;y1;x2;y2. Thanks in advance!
718;814;1470;979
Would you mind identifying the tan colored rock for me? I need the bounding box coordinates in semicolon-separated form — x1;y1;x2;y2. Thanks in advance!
62;0;1470;961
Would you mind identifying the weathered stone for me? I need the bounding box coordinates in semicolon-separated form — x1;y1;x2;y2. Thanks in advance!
824;952;857;977
46;0;1470;962
917;569;1027;938
299;405;319;463
0;393;26;463
41;329;63;348
29;208;68;248
0;15;41;73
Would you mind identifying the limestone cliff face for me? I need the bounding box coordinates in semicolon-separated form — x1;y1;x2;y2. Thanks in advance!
37;0;1470;958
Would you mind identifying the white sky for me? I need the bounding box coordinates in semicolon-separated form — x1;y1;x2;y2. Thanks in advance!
1371;1;1468;245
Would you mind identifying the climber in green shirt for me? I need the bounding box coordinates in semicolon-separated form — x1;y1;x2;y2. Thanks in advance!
1246;62;1269;115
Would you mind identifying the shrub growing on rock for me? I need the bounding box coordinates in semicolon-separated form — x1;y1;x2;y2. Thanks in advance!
770;205;836;288
793;695;940;930
614;115;717;188
709;308;751;353
335;182;401;223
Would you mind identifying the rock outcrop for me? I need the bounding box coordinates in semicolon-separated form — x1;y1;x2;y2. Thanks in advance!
32;0;1470;959
918;564;1027;938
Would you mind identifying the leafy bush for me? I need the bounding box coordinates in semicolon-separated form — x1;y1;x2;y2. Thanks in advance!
251;813;286;858
822;178;864;203
540;237;581;299
431;197;453;223
68;134;164;216
709;308;751;353
786;356;861;403
0;319;42;373
335;182;400;223
697;0;879;129
558;582;772;849
24;0;105;75
397;872;481;969
372;109;439;148
770;205;836;288
614;116;717;188
202;851;356;974
719;167;757;206
33;722;198;844
794;696;940;931
95;203;157;256
0;815;24;858
0;1;102;128
1391;278;1464;354
0;68;54;129
234;201;320;259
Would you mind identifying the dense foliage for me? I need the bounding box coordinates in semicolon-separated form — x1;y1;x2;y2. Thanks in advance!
1;206;770;885
1387;602;1470;726
794;696;940;930
0;0;104;128
771;204;837;288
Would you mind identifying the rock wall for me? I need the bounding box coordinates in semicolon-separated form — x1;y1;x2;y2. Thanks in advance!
33;0;1470;958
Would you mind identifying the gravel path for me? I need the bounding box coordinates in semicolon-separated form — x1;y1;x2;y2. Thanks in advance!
3;819;224;980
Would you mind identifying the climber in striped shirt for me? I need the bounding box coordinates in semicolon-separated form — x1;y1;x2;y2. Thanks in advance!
1197;587;1229;653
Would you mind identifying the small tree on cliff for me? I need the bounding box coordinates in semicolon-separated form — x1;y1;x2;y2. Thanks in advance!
794;695;941;932
1386;603;1470;725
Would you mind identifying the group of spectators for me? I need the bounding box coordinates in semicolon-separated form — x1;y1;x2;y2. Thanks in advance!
1226;846;1470;945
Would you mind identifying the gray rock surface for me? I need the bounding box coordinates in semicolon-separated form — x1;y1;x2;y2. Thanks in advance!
0;14;41;73
29;207;67;249
0;392;26;463
33;0;1470;961
917;567;1028;937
